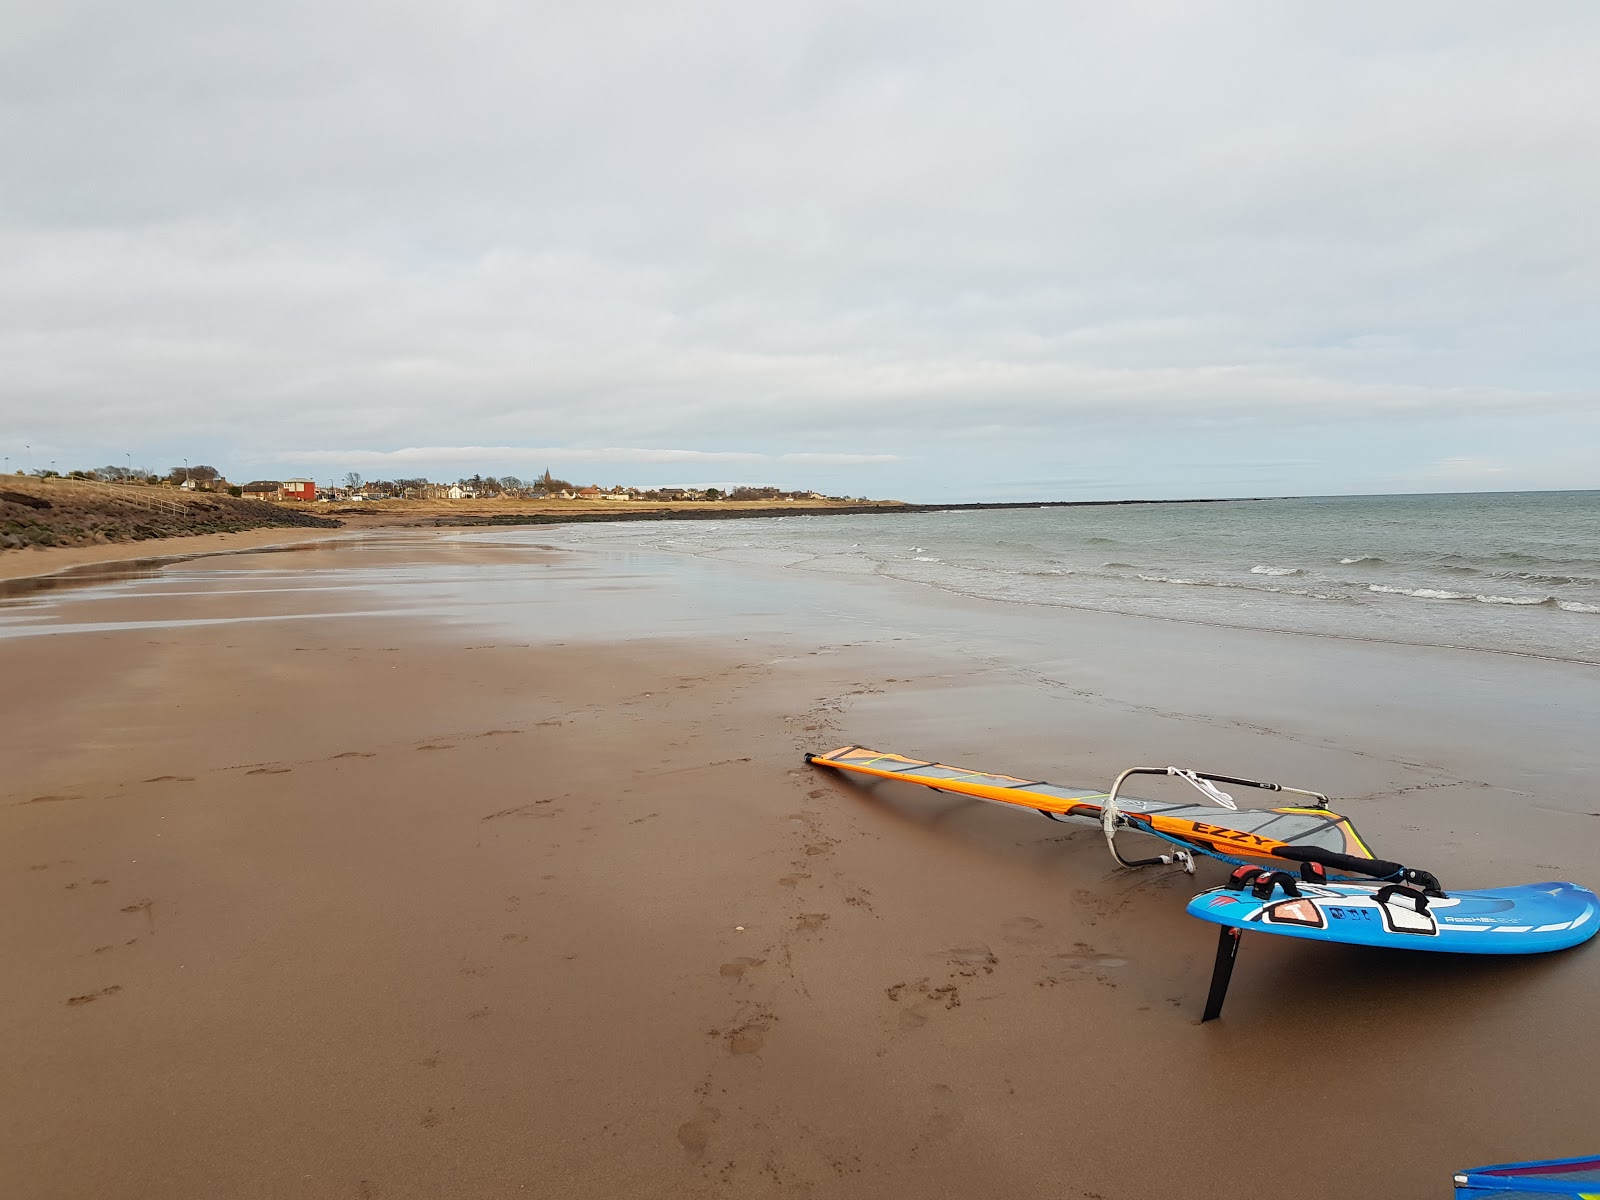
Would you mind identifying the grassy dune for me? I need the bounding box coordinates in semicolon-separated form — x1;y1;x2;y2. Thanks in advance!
0;477;341;550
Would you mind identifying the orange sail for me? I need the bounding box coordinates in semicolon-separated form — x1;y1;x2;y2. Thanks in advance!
806;745;1374;865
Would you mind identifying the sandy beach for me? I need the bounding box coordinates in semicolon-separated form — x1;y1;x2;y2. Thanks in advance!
0;527;352;585
3;529;1597;1198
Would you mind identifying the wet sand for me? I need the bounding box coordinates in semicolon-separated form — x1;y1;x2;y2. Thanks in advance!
0;526;351;584
2;530;1596;1198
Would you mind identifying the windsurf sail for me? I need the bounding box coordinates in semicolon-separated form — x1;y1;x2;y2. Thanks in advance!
1454;1155;1600;1198
805;745;1375;869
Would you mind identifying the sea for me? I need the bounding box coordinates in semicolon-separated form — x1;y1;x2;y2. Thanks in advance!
545;491;1600;665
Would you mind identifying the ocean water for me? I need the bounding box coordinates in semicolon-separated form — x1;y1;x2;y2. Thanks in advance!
543;491;1600;664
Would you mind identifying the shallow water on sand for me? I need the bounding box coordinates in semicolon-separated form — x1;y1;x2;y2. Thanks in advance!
543;491;1600;663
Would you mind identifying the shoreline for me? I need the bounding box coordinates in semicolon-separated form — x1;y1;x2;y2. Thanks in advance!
0;497;1289;587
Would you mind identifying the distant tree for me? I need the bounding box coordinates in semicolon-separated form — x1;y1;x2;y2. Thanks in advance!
538;469;574;492
500;475;522;490
167;464;219;484
394;477;429;493
703;487;722;500
344;471;364;489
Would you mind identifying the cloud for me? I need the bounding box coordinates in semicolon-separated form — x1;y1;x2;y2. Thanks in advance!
275;445;899;469
2;1;1598;498
1398;455;1515;486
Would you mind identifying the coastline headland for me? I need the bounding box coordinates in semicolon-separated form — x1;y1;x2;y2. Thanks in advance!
408;494;1286;529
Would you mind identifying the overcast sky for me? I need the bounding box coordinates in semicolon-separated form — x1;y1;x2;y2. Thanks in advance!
3;1;1597;500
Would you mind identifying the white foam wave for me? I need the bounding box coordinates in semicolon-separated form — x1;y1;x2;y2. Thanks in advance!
1133;572;1342;602
1368;585;1472;600
1339;556;1384;565
1369;585;1588;609
913;556;940;562
1250;565;1303;577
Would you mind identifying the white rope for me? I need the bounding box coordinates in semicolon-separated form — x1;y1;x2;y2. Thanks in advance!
1168;767;1237;810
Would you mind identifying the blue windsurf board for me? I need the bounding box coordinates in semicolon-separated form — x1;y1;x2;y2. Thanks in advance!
1188;878;1598;955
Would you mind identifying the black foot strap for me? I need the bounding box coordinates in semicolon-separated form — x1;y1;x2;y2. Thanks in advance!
1201;926;1243;1023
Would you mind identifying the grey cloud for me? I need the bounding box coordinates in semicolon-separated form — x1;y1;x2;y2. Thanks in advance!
3;1;1598;498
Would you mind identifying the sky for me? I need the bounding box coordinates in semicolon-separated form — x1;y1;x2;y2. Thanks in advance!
3;1;1598;501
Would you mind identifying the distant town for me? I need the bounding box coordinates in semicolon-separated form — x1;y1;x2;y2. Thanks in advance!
14;465;869;505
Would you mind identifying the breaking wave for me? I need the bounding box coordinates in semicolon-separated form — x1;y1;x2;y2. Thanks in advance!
1339;556;1384;565
1368;585;1598;612
1250;565;1303;576
1368;585;1472;600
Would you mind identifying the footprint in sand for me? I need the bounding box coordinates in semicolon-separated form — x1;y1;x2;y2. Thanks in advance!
65;985;123;1007
482;802;559;821
718;957;766;980
796;912;830;933
330;751;376;759
120;898;155;931
246;767;291;775
886;979;960;1028
19;794;77;805
416;744;454;752
675;1107;721;1158
141;776;194;784
1001;916;1045;946
1039;943;1129;988
944;944;999;977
